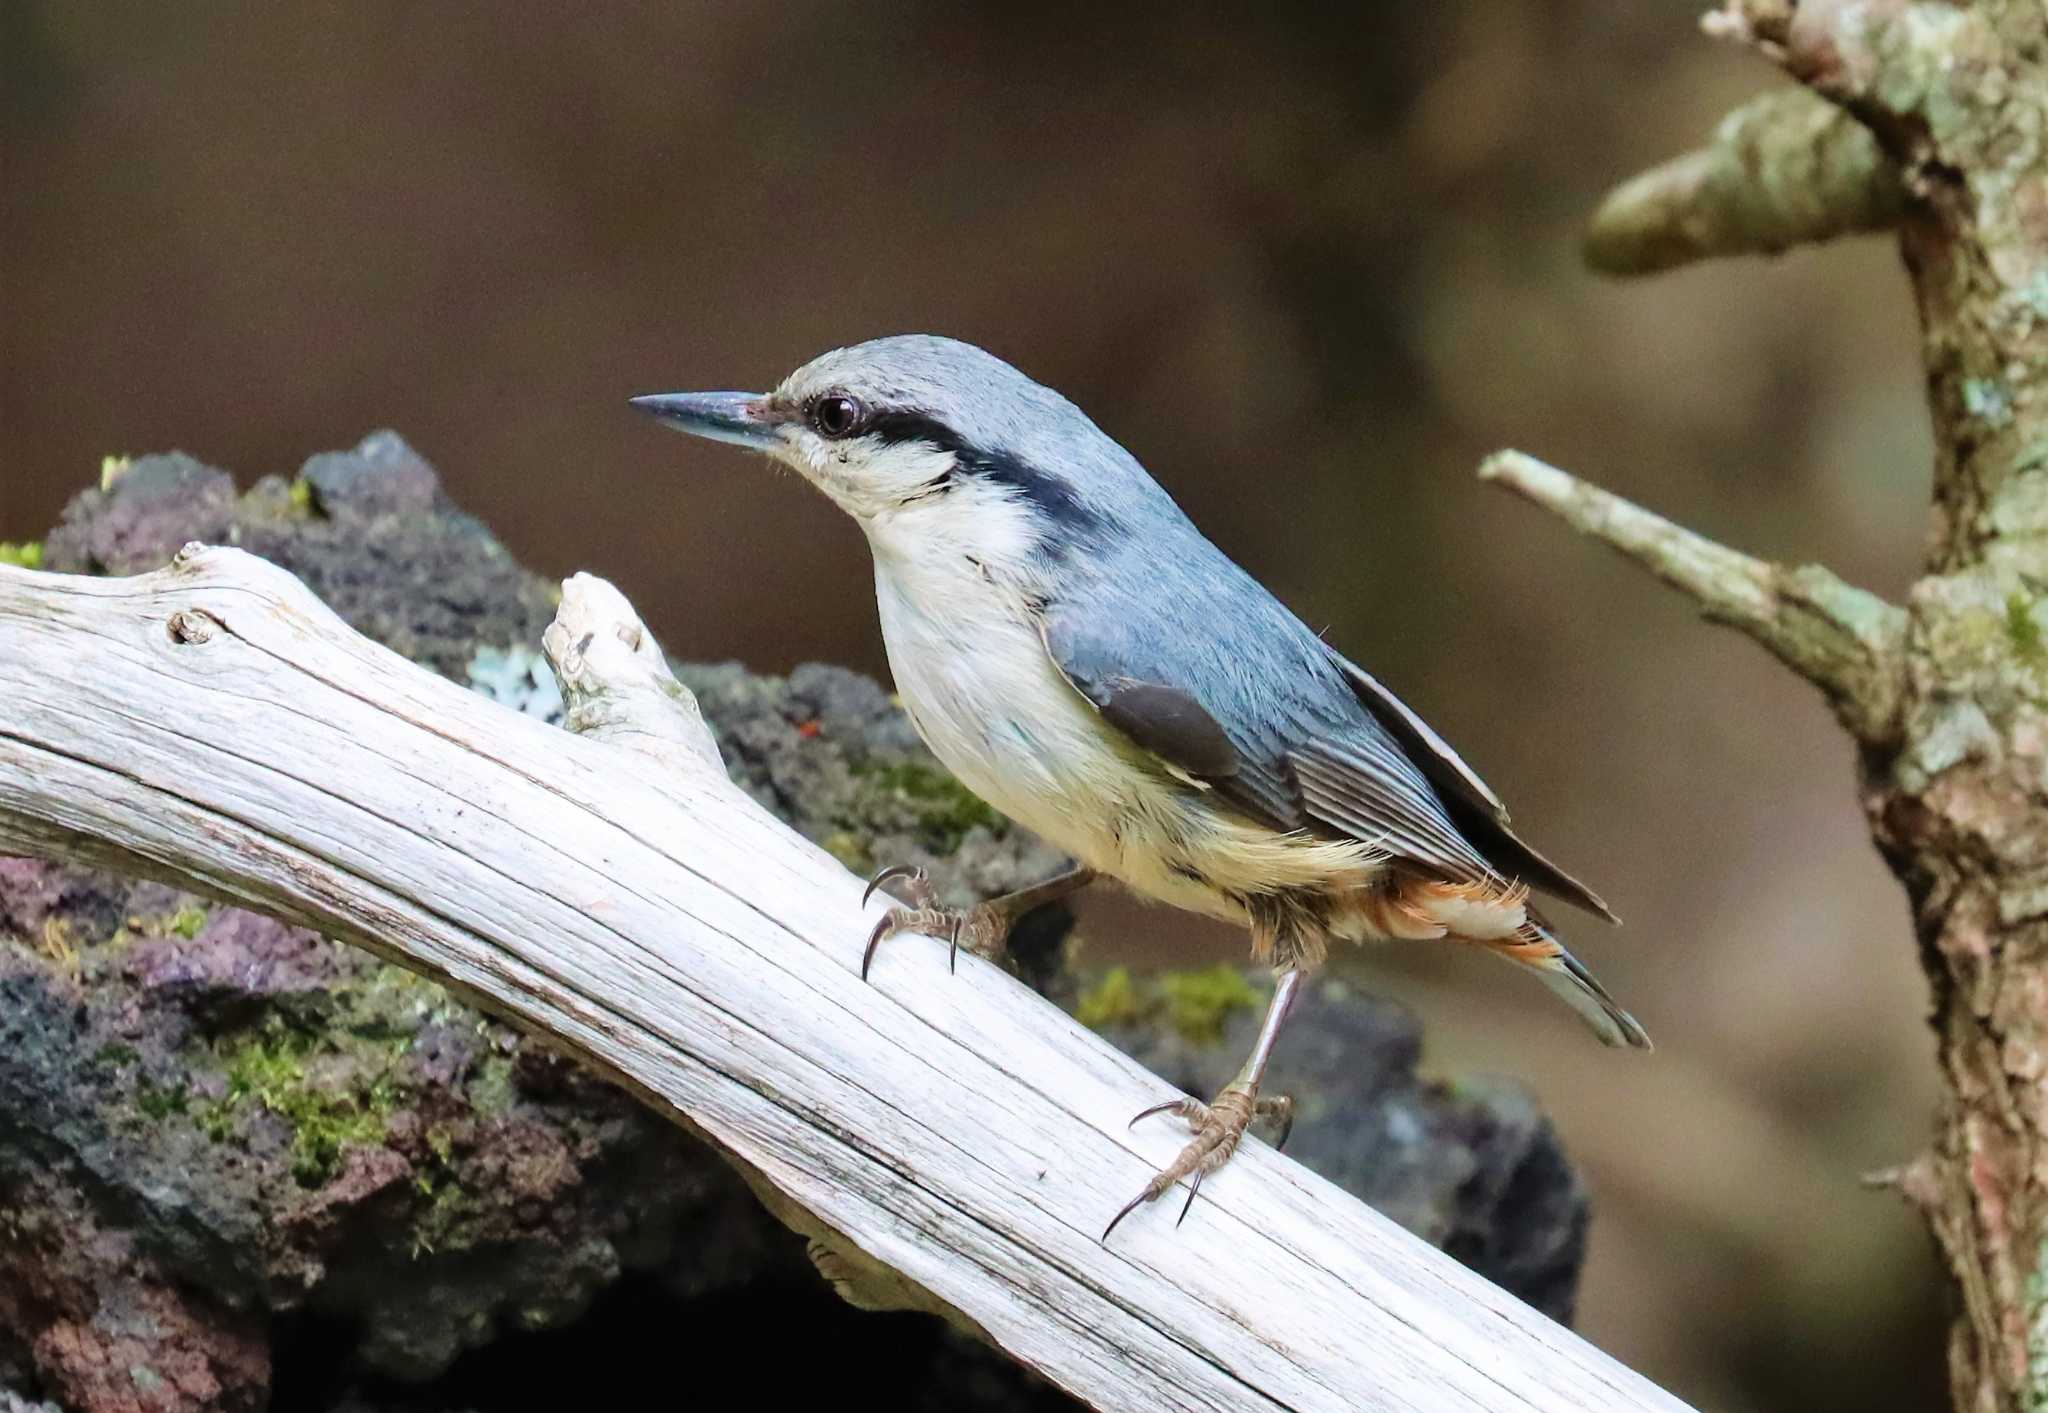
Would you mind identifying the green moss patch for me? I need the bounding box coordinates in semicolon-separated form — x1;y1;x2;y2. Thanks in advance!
847;759;1004;852
408;1123;478;1258
1075;964;1265;1046
819;830;874;874
1160;966;1265;1046
0;542;43;570
1075;966;1147;1030
460;1052;513;1119
136;1079;189;1121
198;1021;403;1186
2009;593;2047;664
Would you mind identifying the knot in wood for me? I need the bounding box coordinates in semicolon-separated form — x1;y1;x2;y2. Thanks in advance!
167;609;219;645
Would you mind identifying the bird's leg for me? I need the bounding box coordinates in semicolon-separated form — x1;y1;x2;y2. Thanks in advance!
1103;967;1307;1240
861;864;1098;980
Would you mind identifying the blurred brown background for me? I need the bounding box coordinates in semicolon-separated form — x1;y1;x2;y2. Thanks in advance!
0;3;1945;1409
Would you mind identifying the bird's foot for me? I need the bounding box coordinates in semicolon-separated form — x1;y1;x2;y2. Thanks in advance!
860;864;1011;980
1102;1084;1294;1240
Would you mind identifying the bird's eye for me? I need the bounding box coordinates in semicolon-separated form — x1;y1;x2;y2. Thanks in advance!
808;395;863;439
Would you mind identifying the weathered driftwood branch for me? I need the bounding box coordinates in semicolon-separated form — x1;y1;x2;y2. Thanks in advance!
0;548;1690;1413
1478;450;1906;745
1584;87;1903;275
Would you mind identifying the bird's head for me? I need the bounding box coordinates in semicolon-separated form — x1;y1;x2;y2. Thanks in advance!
633;335;1140;567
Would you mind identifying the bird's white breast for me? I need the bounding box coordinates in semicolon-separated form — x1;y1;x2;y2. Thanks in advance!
870;543;1112;851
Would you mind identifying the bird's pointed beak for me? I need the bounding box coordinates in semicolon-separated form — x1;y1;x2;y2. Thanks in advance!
629;391;781;451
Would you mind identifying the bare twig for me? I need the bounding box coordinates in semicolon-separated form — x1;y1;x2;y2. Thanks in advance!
1479;450;1905;744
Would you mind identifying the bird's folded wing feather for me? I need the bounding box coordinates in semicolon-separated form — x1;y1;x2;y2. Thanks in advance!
1039;604;1498;886
1323;649;1508;822
1037;589;1615;919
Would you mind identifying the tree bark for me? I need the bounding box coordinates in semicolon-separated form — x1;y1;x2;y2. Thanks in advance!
1498;4;2048;1406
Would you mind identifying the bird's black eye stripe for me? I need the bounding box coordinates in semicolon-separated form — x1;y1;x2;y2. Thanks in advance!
807;394;864;439
863;408;1107;541
863;410;965;450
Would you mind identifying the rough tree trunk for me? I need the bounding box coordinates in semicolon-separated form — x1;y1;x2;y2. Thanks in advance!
1520;3;2048;1407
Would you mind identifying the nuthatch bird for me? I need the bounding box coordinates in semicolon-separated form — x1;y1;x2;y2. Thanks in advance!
634;335;1648;1237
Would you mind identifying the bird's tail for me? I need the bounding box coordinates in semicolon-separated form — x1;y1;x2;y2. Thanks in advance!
1483;921;1651;1050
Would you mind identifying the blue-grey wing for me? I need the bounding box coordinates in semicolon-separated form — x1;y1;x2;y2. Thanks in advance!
1039;600;1498;885
1038;603;1303;834
1039;597;1615;920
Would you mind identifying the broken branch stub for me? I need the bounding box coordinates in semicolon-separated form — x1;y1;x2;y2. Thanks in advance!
1584;87;1903;276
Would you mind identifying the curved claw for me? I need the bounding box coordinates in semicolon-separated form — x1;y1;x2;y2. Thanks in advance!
1270;1100;1295;1154
1175;1170;1205;1229
1128;1098;1188;1130
1101;1189;1150;1243
860;914;894;983
947;914;963;975
862;863;920;909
